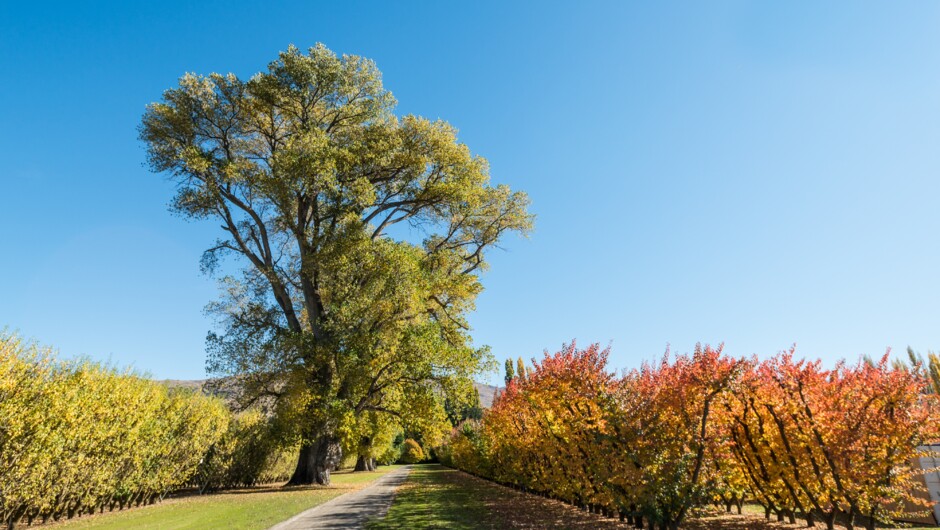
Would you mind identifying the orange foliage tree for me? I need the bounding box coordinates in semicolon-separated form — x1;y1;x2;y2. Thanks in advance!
485;343;620;513
725;350;940;530
615;344;744;529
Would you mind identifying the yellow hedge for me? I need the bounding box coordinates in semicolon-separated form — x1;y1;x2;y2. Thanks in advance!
193;409;296;491
0;333;230;527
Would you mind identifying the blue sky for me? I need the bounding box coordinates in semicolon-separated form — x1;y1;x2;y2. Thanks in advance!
2;1;940;384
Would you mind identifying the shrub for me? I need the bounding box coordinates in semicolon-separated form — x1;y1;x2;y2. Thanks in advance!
399;439;425;464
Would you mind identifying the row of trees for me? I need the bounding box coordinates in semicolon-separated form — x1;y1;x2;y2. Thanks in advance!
0;333;291;529
438;343;940;530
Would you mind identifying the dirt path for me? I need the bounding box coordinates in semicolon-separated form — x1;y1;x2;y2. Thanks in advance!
267;466;411;530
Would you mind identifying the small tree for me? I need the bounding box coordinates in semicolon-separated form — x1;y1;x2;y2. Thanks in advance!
400;439;425;464
504;358;515;386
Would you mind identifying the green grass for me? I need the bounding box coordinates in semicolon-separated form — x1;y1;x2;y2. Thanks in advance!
365;464;496;529
47;466;403;530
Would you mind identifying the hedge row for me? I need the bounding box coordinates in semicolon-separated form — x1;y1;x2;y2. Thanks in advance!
438;343;940;530
0;333;291;528
193;409;296;492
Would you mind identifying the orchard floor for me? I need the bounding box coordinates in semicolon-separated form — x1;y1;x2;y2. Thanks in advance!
370;464;940;530
40;465;404;530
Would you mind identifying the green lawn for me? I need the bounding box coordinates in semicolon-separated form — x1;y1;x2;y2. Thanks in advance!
47;466;403;530
365;464;496;529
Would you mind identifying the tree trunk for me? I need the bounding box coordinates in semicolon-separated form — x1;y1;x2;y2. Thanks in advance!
354;436;372;472
354;455;369;471
287;436;342;485
354;455;376;472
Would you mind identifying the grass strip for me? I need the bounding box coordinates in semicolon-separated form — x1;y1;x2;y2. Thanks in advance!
45;466;403;530
366;464;497;529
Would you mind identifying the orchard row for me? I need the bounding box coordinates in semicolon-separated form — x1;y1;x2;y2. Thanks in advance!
438;343;939;530
0;333;293;529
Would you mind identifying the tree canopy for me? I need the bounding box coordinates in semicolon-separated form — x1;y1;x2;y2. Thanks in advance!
140;44;532;484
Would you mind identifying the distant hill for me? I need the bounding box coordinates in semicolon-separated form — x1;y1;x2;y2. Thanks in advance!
160;379;205;391
474;382;499;408
161;379;501;409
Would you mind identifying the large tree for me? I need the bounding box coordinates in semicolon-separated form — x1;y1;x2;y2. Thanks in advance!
140;44;532;485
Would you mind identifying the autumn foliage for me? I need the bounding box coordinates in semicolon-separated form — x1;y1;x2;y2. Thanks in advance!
439;342;940;530
0;333;292;529
399;439;426;464
724;351;937;530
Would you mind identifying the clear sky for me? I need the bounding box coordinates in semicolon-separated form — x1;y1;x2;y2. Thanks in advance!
2;1;939;385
